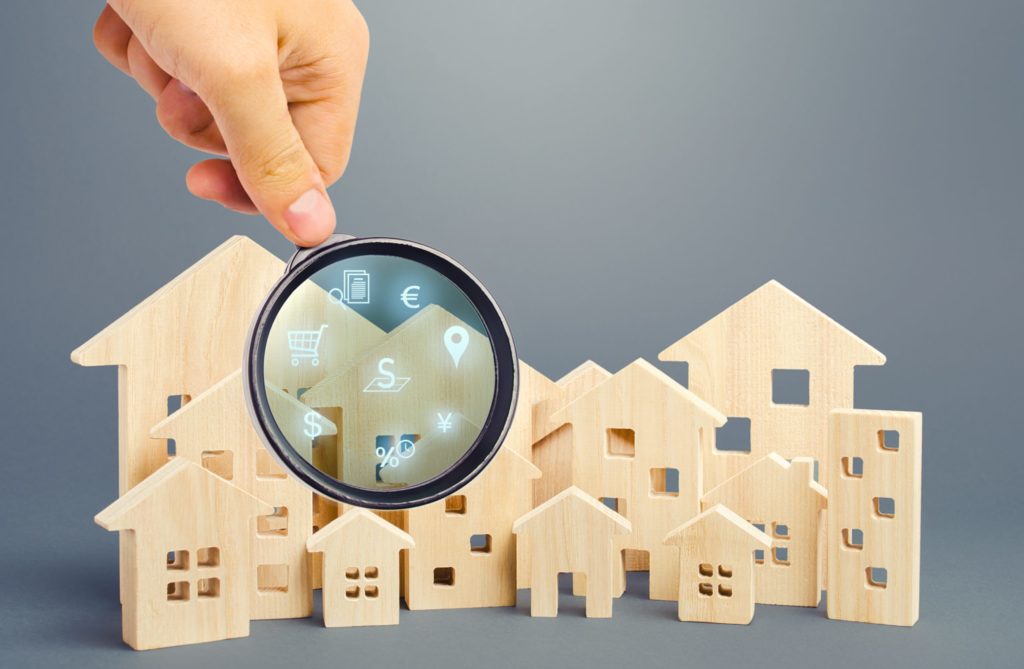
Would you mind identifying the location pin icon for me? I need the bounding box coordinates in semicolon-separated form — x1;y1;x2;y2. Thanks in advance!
444;326;469;368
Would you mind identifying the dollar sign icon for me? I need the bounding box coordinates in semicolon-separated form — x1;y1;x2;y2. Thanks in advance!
304;411;323;439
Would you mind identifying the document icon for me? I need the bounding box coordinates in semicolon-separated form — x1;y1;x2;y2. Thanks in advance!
343;270;370;305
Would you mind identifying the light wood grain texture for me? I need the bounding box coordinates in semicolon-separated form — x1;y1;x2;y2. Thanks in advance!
658;280;886;492
72;237;285;596
402;447;539;610
95;459;272;650
663;504;771;624
827;409;922;626
307;510;414;627
150;370;336;620
702;453;827;606
513;486;631;618
544;358;726;601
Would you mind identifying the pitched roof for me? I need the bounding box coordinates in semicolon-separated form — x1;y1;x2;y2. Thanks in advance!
95;458;270;531
513;486;631;535
557;360;612;389
702;453;827;504
307;509;414;552
658;280;885;365
664;504;771;548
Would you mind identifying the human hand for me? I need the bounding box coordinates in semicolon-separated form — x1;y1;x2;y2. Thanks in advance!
93;0;369;246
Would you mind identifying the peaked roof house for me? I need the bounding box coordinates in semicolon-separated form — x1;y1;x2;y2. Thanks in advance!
664;504;772;625
150;369;336;620
544;358;726;602
307;510;414;628
658;280;886;491
95;459;271;650
702;453;827;607
513;487;632;618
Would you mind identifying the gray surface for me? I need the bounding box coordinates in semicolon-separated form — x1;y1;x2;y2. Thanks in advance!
1;1;1021;666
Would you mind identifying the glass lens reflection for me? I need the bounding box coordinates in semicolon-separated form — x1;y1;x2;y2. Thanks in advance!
262;255;496;490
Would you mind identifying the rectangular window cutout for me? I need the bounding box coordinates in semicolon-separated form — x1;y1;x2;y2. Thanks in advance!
866;567;888;589
879;430;900;452
754;549;765;565
698;582;713;596
718;565;732;578
717;584;733;597
698;563;713;577
842;456;864;478
650;468;680;497
257;564;289;593
874;497;896;518
365;566;379;579
445;495;467;515
345;586;360;599
470;534;492;554
197;547;220;567
256;449;287;479
258;507;289;536
433;567;456;587
167;550;189;571
167;581;189;602
842;528;864;550
772;523;790;539
716;418;752;453
606;428;636;458
345;567;360;580
364;585;379;598
201;450;234;480
197;577;220;598
772;369;810;406
772;547;790;566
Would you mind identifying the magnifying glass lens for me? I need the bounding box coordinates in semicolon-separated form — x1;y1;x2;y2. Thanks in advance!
261;253;498;491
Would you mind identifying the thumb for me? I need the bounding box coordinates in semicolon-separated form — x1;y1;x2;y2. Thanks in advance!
200;67;336;246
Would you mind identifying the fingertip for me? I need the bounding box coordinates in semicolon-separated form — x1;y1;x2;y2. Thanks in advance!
283;188;336;246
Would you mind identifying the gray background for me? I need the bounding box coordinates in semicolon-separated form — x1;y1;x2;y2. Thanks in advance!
1;1;1021;666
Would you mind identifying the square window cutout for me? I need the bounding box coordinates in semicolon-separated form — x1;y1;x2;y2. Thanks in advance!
167;581;189;602
197;547;220;567
866;567;888;589
716;418;751;453
772;369;810;406
606;428;636;458
433;567;455;587
650;468;680;497
842;456;864;478
874;497;896;518
842;528;864;550
197;577;220;598
470;534;492;554
166;550;189;571
445;495;466;515
879;430;900;452
258;507;289;536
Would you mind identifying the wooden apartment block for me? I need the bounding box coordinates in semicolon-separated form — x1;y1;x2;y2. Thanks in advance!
702;453;827;606
514;487;632;618
664;504;771;625
827;409;922;626
658;280;886;492
150;370;337;620
307;510;414;627
95;459;271;650
544;358;726;601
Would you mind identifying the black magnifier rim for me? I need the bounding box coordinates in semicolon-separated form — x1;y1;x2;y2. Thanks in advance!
244;237;518;510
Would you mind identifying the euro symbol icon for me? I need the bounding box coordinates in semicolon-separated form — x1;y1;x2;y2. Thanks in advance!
400;285;421;309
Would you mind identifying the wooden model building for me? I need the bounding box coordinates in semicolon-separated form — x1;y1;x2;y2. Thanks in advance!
658;280;886;491
95;459;271;649
663;504;772;625
514;487;632;618
542;358;727;601
701;453;827;607
307;510;414;627
827;409;922;626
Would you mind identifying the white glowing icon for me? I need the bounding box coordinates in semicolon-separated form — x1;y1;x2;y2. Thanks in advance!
303;411;324;439
444;326;469;368
400;285;421;309
376;437;416;470
287;324;328;367
363;357;411;393
343;270;370;304
436;412;454;433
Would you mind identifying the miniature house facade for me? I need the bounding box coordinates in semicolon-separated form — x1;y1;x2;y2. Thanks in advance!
545;358;726;601
659;280;886;491
94;459;270;650
514;487;632;618
827;409;922;626
664;504;771;625
307;510;414;627
150;370;337;620
702;453;827;607
402;447;540;610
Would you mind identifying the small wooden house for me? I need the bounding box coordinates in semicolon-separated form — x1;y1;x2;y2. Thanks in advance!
94;459;270;650
307;510;414;627
663;504;771;625
513;487;632;618
702;453;827;607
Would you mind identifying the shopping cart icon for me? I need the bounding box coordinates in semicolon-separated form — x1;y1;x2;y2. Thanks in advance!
288;324;328;367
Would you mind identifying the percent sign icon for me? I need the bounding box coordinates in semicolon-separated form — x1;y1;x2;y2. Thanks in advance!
376;438;416;470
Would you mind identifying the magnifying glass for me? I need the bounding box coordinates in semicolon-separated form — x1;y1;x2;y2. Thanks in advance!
244;234;518;510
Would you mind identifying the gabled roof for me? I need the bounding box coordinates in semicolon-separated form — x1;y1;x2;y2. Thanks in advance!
557;360;612;390
513;486;631;535
549;358;727;429
664;504;771;548
95;458;270;531
658;280;886;365
702;453;827;506
307;509;414;553
71;236;283;366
